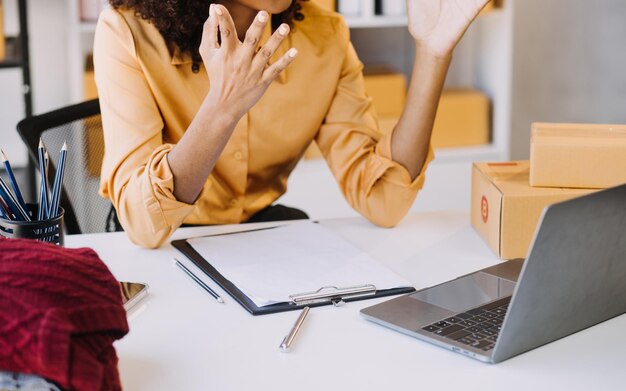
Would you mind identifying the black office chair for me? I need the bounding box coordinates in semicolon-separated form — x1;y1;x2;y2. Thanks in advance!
16;99;118;234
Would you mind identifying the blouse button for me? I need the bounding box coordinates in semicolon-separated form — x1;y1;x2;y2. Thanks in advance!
234;151;243;160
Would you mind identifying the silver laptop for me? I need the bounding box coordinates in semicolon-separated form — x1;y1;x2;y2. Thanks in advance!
361;183;626;363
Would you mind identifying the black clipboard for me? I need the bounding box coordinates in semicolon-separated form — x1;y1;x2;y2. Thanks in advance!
171;227;415;316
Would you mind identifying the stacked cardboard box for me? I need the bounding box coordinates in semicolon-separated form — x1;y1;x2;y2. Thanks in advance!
363;67;407;136
472;122;626;260
84;54;98;100
529;123;626;189
82;54;102;177
368;86;492;148
432;90;491;148
363;68;407;117
0;0;5;61
303;71;491;159
480;0;504;14
479;1;495;15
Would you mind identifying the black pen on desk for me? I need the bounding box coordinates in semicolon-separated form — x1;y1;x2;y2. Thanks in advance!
279;306;310;353
173;258;224;303
1;150;27;212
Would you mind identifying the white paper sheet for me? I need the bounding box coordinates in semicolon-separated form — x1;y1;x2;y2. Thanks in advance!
187;221;411;307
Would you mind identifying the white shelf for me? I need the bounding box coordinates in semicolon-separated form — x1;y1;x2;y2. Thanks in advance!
433;144;503;163
79;21;97;33
344;15;407;28
68;2;99;103
343;5;505;29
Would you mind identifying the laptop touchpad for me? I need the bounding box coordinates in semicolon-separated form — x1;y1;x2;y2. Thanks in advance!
410;272;516;313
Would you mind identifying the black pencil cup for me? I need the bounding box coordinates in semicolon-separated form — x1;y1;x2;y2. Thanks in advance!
0;204;65;246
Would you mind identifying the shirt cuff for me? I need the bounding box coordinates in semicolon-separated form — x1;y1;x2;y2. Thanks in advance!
140;144;199;232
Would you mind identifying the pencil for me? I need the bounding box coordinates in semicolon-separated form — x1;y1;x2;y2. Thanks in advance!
1;150;28;212
49;142;67;218
44;150;50;217
37;139;49;220
0;193;12;219
0;176;30;221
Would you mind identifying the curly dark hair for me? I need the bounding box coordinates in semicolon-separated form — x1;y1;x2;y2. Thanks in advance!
109;0;305;72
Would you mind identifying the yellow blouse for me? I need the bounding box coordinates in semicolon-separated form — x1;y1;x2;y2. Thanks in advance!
94;2;434;248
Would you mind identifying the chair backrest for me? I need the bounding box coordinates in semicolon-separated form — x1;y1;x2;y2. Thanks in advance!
16;99;113;234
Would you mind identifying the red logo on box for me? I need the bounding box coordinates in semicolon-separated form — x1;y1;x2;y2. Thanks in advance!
481;195;489;223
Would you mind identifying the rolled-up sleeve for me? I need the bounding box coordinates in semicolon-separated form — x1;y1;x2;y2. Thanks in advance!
94;9;195;248
315;22;434;228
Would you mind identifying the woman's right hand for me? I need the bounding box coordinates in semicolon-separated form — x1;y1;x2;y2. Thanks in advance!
200;4;298;121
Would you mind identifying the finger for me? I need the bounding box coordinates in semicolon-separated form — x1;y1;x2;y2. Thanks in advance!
242;11;269;57
202;4;219;50
214;4;238;50
262;48;298;84
252;23;290;71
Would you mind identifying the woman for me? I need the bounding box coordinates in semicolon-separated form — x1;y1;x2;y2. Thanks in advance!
94;0;489;248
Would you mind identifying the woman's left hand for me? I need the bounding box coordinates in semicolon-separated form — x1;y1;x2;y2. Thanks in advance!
407;0;491;57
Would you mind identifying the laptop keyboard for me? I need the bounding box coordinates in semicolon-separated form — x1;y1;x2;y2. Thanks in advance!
421;296;511;352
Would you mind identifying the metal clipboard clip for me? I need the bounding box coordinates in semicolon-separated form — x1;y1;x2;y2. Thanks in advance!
289;284;377;307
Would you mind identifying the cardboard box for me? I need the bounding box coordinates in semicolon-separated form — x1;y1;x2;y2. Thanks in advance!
363;68;406;117
530;123;626;189
471;161;596;260
479;1;496;15
431;89;491;148
480;0;504;15
377;115;397;136
84;54;98;100
304;88;490;158
0;0;5;61
82;54;103;177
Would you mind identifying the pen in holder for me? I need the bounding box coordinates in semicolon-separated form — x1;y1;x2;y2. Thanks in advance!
0;204;65;246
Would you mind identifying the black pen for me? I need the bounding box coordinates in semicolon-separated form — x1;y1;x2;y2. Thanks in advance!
173;258;224;303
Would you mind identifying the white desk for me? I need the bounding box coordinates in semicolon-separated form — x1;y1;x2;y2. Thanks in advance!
66;212;626;391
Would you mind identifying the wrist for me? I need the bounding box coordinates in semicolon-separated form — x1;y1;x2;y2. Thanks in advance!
414;40;454;63
200;93;242;130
